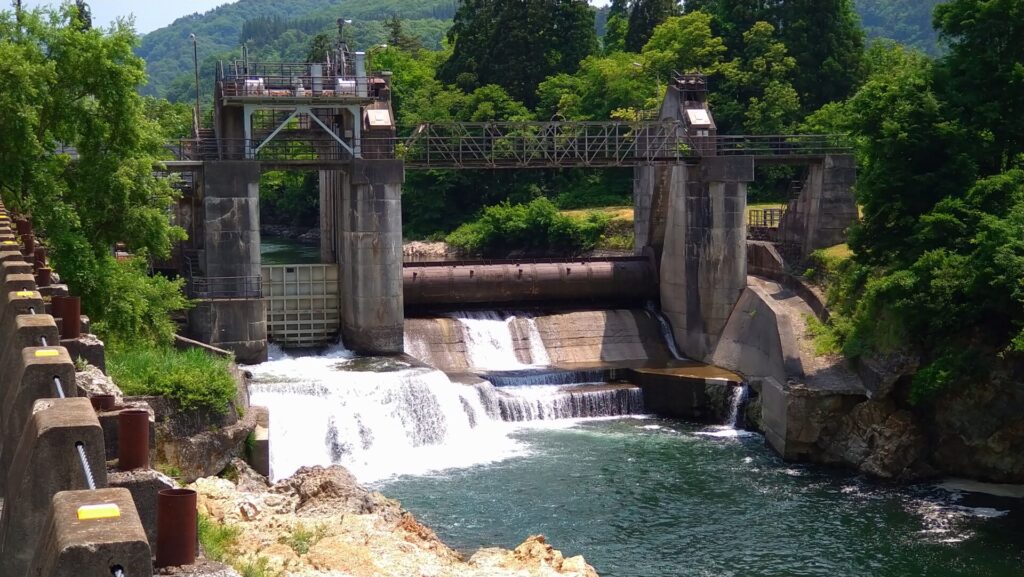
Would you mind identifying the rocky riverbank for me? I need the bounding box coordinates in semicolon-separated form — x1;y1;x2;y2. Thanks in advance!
190;462;599;577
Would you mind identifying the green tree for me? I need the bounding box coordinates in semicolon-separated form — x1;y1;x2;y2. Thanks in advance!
934;0;1024;173
777;0;863;111
603;0;630;53
305;32;333;62
0;6;187;345
440;0;597;107
625;0;678;52
641;12;726;81
384;14;424;53
713;21;800;134
845;44;977;267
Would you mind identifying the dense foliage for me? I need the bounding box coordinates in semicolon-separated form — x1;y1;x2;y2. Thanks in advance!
856;0;944;54
0;5;188;346
810;0;1024;401
446;198;610;257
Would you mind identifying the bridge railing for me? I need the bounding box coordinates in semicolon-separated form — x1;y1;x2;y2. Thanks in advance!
715;134;853;157
188;275;263;300
397;121;691;169
164;129;852;167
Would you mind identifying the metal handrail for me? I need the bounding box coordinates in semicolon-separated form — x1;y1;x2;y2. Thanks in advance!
188;275;263;299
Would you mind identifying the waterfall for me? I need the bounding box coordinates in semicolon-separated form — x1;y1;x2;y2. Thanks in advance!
725;383;750;428
449;311;550;369
647;306;685;360
249;348;645;482
495;385;644;422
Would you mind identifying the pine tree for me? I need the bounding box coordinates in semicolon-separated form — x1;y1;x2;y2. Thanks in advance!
625;0;678;52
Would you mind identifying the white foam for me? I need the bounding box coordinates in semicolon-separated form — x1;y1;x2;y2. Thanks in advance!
938;478;1024;499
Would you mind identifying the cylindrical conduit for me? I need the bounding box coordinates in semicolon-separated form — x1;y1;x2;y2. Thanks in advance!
404;257;658;307
117;408;150;471
52;295;81;339
156;488;198;568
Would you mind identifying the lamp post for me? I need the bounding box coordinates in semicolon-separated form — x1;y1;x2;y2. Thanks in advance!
338;18;353;47
190;33;200;123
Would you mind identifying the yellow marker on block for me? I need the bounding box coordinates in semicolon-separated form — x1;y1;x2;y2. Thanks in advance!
34;349;59;358
77;503;121;521
16;291;35;297
1;240;17;245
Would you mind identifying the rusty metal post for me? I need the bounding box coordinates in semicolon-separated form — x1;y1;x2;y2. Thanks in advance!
15;217;31;237
21;233;34;256
33;246;46;270
117;408;150;471
52;295;81;339
34;267;51;287
90;394;116;411
156;488;198;568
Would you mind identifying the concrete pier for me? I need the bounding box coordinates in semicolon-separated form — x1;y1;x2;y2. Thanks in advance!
779;154;859;256
660;157;754;360
336;160;405;354
188;161;268;363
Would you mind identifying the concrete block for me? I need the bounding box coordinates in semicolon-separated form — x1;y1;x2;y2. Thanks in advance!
0;397;108;577
39;284;71;299
1;258;33;278
27;488;152;577
62;335;106;373
0;315;60;409
0;347;78;492
3;272;37;296
0;248;25;263
700;156;755;182
108;469;175;545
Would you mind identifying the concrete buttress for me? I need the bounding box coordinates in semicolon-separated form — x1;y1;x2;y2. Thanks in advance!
337;159;405;354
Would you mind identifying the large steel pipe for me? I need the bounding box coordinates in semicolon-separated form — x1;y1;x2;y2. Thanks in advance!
404;257;658;307
156;488;198;568
118;408;150;471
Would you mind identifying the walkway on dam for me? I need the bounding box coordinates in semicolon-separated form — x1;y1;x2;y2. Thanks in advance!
166;123;851;170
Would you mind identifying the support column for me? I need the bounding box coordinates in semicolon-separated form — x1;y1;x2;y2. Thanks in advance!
337;160;404;354
187;161;268;363
660;157;754;361
319;169;342;263
779;154;859;257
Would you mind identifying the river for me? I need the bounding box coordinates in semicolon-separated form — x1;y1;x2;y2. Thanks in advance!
246;311;1024;577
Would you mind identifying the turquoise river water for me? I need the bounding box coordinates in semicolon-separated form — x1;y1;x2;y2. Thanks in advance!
378;418;1024;577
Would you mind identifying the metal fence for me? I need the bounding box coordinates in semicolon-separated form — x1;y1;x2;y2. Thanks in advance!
187;275;263;299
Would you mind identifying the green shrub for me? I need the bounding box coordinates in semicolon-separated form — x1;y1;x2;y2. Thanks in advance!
446;197;610;256
281;524;328;555
107;345;237;413
198;514;239;563
89;257;191;347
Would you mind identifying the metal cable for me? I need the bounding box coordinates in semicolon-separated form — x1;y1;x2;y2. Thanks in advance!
111;567;125;577
53;376;65;399
39;336;47;347
27;307;35;315
75;442;96;490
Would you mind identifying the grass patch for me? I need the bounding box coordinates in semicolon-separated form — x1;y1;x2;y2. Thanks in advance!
280;523;328;555
198;514;240;563
805;314;842;356
107;345;236;414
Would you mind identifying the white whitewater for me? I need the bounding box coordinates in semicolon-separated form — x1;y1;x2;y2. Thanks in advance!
249;337;646;483
451;311;539;369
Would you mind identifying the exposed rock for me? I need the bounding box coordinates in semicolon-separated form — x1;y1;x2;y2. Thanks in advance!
226;458;270;494
297;228;321;243
823;400;931;480
928;372;1024;482
190;465;600;577
404;241;459;261
855;352;919;400
75;364;123;401
155;408;257;483
156;559;241;577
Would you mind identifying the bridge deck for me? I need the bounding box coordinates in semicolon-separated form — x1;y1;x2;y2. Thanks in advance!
164;123;851;170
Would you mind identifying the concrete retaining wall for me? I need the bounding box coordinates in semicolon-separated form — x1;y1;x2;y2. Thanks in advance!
0;206;153;577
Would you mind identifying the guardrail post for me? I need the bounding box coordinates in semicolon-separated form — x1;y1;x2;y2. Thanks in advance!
0;347;78;493
0;397;107;577
28;488;152;577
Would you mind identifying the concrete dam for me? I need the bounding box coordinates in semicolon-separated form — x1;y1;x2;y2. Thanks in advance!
164;56;858;399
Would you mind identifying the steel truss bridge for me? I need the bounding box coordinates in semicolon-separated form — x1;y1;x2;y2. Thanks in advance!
166;121;851;170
